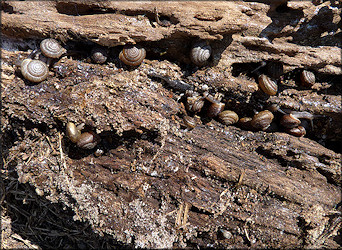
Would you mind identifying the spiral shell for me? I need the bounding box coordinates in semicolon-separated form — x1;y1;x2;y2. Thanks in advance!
40;38;65;58
186;96;205;113
119;45;146;66
285;126;306;137
91;47;108;64
207;102;225;118
300;70;315;87
190;41;212;66
66;122;81;143
258;74;278;96
183;115;197;129
251;110;274;131
218;110;239;125
77;131;100;149
280;114;301;128
21;59;48;83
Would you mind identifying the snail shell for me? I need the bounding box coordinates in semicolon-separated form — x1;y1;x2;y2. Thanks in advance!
40;38;65;59
186;96;205;113
91;47;108;64
66;122;81;143
258;74;278;96
77;131;100;149
280;114;301;128
207;101;225;118
190;41;212;66
285;126;306;137
21;59;48;83
300;70;315;87
218;110;239;125
119;45;146;66
183;115;197;129
251;110;274;131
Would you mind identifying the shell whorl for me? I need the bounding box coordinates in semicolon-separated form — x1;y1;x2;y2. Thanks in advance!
21;59;48;83
119;45;146;66
251;110;274;130
218;110;239;125
300;70;315;87
40;38;65;59
190;41;212;66
258;74;278;96
91;47;108;64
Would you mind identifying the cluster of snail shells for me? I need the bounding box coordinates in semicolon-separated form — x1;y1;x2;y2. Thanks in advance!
66;122;101;149
21;38;65;83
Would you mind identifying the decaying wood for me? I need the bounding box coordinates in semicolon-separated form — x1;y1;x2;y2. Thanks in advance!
1;1;341;248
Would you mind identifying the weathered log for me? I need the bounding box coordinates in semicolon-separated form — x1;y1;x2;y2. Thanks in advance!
1;1;341;248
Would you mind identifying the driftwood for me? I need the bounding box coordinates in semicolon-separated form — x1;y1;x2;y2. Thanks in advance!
1;1;341;248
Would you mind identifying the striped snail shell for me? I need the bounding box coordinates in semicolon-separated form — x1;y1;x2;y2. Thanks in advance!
21;59;48;83
300;70;315;87
207;101;225;118
280;114;301;128
218;110;239;125
119;45;146;66
251;110;274;131
40;38;65;58
91;47;108;64
186;96;205;113
285;126;306;137
183;115;197;129
77;131;101;149
258;74;278;96
190;41;212;66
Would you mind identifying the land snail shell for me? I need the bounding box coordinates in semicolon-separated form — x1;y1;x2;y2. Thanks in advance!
207;101;225;118
119;44;146;66
280;114;301;128
285;126;306;137
186;96;205;113
77;131;101;150
218;110;239;125
183;115;197;129
300;70;315;87
250;110;274;131
190;41;212;66
66;122;81;143
21;59;49;83
40;38;66;59
258;74;278;96
91;47;108;64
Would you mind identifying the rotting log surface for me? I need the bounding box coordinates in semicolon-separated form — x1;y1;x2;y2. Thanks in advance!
1;1;341;249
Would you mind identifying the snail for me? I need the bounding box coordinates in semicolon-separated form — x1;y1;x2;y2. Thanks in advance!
280;111;314;128
300;70;315;87
40;38;66;59
66;122;100;149
285;126;306;137
204;92;225;118
258;74;278;96
91;47;108;64
190;41;212;66
250;110;274;131
186;95;205;113
119;45;146;66
183;115;197;129
20;59;49;83
218;110;239;126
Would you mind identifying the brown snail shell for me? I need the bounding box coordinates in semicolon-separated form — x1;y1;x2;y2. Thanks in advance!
119;45;146;66
285;126;306;137
66;122;81;143
77;131;101;149
91;47;108;64
300;70;315;87
280;114;301;128
183;115;197;129
190;41;212;66
186;96;205;113
207;102;225;118
21;59;49;83
251;110;274;131
40;38;65;59
218;110;239;125
258;74;278;96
